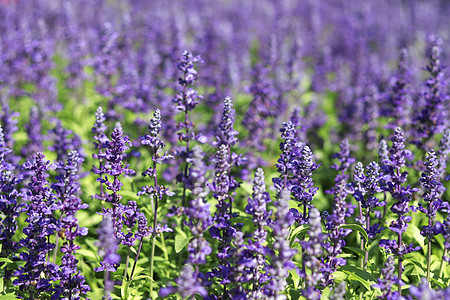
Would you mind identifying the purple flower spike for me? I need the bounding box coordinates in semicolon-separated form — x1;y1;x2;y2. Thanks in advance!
14;153;60;299
372;256;403;300
291;145;320;225
0;126;25;262
414;38;449;149
95;215;120;299
437;128;450;181
301;207;326;299
267;189;297;298
323;180;353;287
53;150;90;299
386;48;412;131
159;264;207;298
185;146;213;266
245;168;272;298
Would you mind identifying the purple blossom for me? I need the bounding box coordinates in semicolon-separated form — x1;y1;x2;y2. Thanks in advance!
414;38;449;149
95;127;137;246
352;161;385;240
301;207;326;299
52;150;90;299
330;139;356;183
437;128;450;180
372;256;403;300
385;48;413;131
0;126;25;262
273;121;303;191
21;106;43;159
48;121;83;164
267;189;297;298
322;180;353;287
14;153;60;299
418;151;446;240
290;145;320;225
159;264;207;298
185;146;213;266
95;215;120;298
244;168;272;298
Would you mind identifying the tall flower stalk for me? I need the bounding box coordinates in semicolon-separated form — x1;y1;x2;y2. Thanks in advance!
173;50;204;209
418;150;445;282
14;153;60;299
159;146;211;298
138;109;173;295
245;167;272;298
379;127;419;295
352;161;385;268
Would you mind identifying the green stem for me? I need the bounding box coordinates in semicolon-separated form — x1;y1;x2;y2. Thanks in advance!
439;249;446;278
149;237;156;298
123;247;130;280
130;239;143;280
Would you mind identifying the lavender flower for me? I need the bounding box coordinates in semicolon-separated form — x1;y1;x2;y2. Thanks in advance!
48;121;83;164
372;256;403;300
322;180;353;287
414;38;449;149
95;126;136;246
52;150;90;299
273;121;302;191
185;146;213;265
245;168;272;298
14;153;60;299
330;139;356;184
21;106;43;159
208;144;237;294
301;207;326;299
290;145;320;225
95;215;120;299
0;126;24;261
437;128;450;180
386;48;412;131
173;50;204;208
380;128;419;295
159;264;207;298
267;189;297;299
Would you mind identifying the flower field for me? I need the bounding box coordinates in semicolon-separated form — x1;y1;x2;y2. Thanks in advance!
0;0;450;299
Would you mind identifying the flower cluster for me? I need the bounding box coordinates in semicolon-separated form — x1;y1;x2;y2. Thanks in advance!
301;207;326;299
14;153;60;299
52;150;90;299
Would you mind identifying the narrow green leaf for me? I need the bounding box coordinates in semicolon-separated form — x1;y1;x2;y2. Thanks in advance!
0;258;13;264
0;277;3;293
341;224;368;243
174;234;191;253
343;246;365;258
77;249;98;261
290;225;310;244
288;269;300;289
340;265;376;291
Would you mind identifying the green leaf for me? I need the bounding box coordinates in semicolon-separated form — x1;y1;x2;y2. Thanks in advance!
0;278;3;293
341;224;369;243
120;190;140;201
77;249;98;261
406;225;424;249
288;269;300;289
343;246;365;258
403;259;426;277
174;234;191;253
0;258;13;264
0;293;18;300
340;265;376;291
290;225;310;244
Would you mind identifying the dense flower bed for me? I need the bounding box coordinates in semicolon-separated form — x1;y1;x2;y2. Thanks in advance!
0;0;449;299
